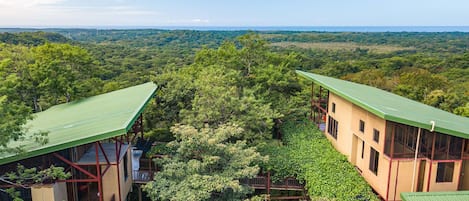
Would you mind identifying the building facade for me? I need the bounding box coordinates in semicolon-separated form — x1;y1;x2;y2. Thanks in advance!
0;82;157;201
297;71;469;201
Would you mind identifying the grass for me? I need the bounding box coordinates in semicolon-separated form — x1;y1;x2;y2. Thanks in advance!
271;42;415;53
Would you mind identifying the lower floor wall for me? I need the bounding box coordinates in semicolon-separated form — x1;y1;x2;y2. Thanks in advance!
31;182;68;201
365;158;465;201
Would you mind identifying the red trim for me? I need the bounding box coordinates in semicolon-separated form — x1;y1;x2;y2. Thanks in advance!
53;153;97;179
461;139;465;159
57;179;98;183
385;124;396;201
426;133;436;192
115;138;123;201
427;161;433;192
95;142;104;201
102;164;111;175
433;159;461;163
98;142;111;165
416;159;422;191
393;160;400;201
457;160;463;190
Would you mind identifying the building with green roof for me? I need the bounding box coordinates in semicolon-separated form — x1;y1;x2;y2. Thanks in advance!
297;70;469;201
401;191;469;201
0;82;157;201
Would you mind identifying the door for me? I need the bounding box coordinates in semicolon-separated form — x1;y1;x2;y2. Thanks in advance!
459;160;469;190
417;160;426;192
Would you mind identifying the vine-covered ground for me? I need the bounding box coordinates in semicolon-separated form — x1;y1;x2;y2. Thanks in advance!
260;120;379;201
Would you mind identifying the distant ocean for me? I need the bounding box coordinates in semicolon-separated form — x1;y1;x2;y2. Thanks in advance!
148;26;469;32
4;26;469;32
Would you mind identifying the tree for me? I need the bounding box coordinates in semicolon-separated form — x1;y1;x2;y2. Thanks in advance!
0;43;96;112
0;95;31;153
144;124;266;201
193;33;304;122
179;65;280;142
454;103;469;117
393;68;448;101
31;43;95;107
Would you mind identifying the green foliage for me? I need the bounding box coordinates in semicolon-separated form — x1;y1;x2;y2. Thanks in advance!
0;31;69;46
0;95;31;152
0;43;97;112
259;121;379;201
153;35;297;142
1;164;71;201
178;65;280;142
454;103;469;117
393;68;448;101
2;164;70;184
144;124;267;201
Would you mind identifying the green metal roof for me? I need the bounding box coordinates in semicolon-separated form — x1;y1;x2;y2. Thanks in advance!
296;70;469;139
401;191;469;201
0;82;157;165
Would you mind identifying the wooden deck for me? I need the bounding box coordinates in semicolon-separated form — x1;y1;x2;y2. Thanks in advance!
240;176;305;191
132;170;154;184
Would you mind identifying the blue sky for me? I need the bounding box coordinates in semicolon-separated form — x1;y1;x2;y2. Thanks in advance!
0;0;468;27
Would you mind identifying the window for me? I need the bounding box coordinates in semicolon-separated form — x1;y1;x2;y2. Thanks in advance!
327;116;339;139
361;141;365;159
332;103;336;113
373;129;380;143
123;152;129;181
359;120;365;133
436;162;454;182
369;148;379;175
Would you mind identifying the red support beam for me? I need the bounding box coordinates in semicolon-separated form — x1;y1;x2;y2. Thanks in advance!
427;132;436;192
98;142;111;165
115;137;123;201
393;160;400;201
95;142;104;201
386;124;396;201
53;153;97;179
57;179;98;183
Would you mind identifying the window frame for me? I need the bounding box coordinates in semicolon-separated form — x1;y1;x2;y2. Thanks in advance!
369;148;379;175
436;162;454;183
373;129;380;143
123;151;129;181
361;141;365;159
359;120;365;133
327;116;339;139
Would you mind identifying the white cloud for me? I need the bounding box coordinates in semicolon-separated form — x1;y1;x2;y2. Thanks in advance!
0;1;161;26
0;0;65;7
191;19;209;23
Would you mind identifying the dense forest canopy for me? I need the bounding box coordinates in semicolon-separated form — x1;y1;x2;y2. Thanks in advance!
0;29;468;200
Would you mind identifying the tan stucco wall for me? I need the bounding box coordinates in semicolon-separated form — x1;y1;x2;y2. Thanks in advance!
325;92;464;201
119;147;133;201
427;161;461;192
327;93;388;197
31;182;68;201
386;159;419;201
102;163;118;201
102;147;133;201
326;93;353;159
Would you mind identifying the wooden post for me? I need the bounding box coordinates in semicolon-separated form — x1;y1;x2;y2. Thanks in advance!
95;142;104;201
138;185;143;201
267;171;271;197
426;132;436;192
310;82;314;121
